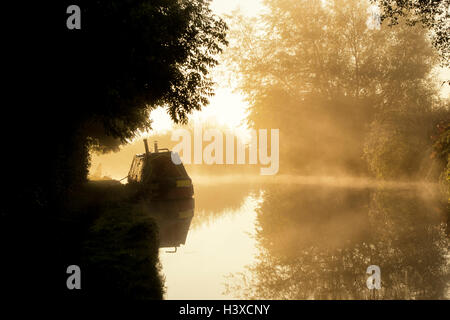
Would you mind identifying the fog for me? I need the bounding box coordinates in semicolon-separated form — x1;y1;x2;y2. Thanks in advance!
86;0;449;300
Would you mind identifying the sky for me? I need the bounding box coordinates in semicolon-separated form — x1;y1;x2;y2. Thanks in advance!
210;0;263;16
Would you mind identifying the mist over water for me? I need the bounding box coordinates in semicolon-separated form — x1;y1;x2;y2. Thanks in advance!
89;127;448;299
156;179;449;300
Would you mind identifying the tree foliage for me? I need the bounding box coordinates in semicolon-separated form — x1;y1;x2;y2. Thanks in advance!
373;0;449;67
431;121;450;199
6;0;228;202
2;1;228;299
225;0;442;177
69;0;228;147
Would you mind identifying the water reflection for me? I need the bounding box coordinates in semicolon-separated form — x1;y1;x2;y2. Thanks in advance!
158;181;449;300
144;199;195;249
191;183;260;228
226;185;449;300
160;193;262;299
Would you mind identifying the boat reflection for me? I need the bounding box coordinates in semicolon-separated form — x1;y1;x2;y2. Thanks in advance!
145;198;195;250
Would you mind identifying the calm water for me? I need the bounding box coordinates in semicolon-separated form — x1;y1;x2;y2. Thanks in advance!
159;178;449;299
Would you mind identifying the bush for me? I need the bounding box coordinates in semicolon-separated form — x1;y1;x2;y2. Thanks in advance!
81;201;165;300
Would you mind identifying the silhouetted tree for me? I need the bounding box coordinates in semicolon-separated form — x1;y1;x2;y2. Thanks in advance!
5;0;227;207
2;0;227;301
74;0;228;146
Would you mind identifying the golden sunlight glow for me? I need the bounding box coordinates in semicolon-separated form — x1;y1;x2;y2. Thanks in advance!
148;86;250;135
146;0;263;139
149;0;447;138
148;107;173;134
438;67;450;99
211;0;263;16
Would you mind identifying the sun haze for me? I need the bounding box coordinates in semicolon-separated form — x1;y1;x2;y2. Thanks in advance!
147;0;264;136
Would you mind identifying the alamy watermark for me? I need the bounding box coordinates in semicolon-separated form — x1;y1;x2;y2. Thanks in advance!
66;265;81;290
366;265;381;290
169;127;279;176
66;5;81;30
